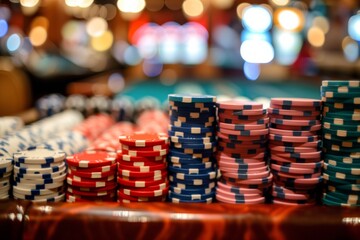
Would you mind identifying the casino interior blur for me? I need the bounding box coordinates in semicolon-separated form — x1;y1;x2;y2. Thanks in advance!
0;0;359;118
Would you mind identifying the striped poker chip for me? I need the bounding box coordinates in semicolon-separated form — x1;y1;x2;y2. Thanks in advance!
66;151;116;168
14;149;66;165
119;132;168;147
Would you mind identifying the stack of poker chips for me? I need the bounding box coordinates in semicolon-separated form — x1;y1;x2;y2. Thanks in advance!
66;151;117;202
0;110;83;158
216;100;270;204
36;93;65;118
12;149;66;202
0;157;13;199
0;117;23;138
117;132;169;203
167;94;217;203
268;98;323;205
321;80;360;207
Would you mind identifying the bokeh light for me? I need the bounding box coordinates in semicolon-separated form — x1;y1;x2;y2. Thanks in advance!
143;57;163;77
7;33;22;52
236;3;250;19
117;0;145;13
146;0;164;12
20;0;39;7
182;0;204;18
312;15;329;34
348;13;360;41
240;39;274;63
29;26;47;46
342;36;359;62
86;17;108;37
123;45;142;65
274;8;305;32
273;28;302;65
108;73;125;93
165;0;183;11
242;5;272;32
270;0;289;6
211;0;234;9
307;26;325;47
0;19;8;38
90;30;113;51
243;62;260;81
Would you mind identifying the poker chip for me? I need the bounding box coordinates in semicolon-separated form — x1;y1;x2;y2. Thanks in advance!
0;158;13;199
268;97;323;204
321;80;360;206
0;117;23;138
215;100;270;204
66;150;117;202
12;149;66;201
167;94;217;203
117;132;170;202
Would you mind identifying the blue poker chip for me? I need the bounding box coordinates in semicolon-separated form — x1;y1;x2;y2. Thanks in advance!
168;148;215;158
168;156;213;165
170;136;216;144
168;160;214;169
168;125;216;134
169;109;215;119
168;165;215;175
168;196;213;203
168;94;216;103
168;190;215;201
170;185;215;195
169;175;216;185
169;115;216;124
169;100;216;108
170;181;216;189
169;170;217;181
169;105;216;114
168;130;214;139
170;145;216;155
170;141;216;150
171;119;216;128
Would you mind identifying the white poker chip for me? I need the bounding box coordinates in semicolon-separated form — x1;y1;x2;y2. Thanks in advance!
13;149;66;164
14;161;66;174
0;158;13;168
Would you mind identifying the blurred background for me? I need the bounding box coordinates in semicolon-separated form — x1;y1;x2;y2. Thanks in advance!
0;0;359;119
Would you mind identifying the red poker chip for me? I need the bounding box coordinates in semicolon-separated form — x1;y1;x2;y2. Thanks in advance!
218;160;266;169
219;109;266;116
117;172;167;181
117;191;166;202
271;189;313;201
270;154;321;164
118;162;167;172
270;160;323;169
121;148;168;157
270;118;321;127
269;140;321;148
216;100;263;110
269;134;320;143
216;181;264;194
268;107;321;117
217;132;267;141
67;182;117;192
66;151;116;168
68;168;116;179
273;171;321;180
220;151;266;160
117;177;167;188
118;152;166;162
221;170;270;180
270;103;321;111
271;98;322;107
67;176;115;188
67;173;115;182
218;114;268;122
67;187;115;197
118;186;169;197
272;199;316;206
118;169;167;178
221;173;273;186
270;163;320;175
218;141;266;151
272;150;322;159
121;143;169;151
270;124;322;131
219;118;270;125
273;179;318;190
269;128;318;137
216;193;265;204
269;113;320;121
68;163;117;173
218;128;269;136
216;187;263;199
216;153;265;164
269;145;320;153
119;132;168;147
220;165;268;174
218;122;268;130
117;159;166;167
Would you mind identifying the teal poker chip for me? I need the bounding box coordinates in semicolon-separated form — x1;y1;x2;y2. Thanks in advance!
326;182;360;192
323;195;360;207
323;193;360;206
323;116;360;126
321;86;360;93
321;91;360;98
322;80;360;87
323;133;360;143
324;163;360;175
325;190;360;204
323;122;360;132
323;138;360;148
322;96;360;104
323;171;360;182
168;94;216;103
325;154;360;164
323;111;360;121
